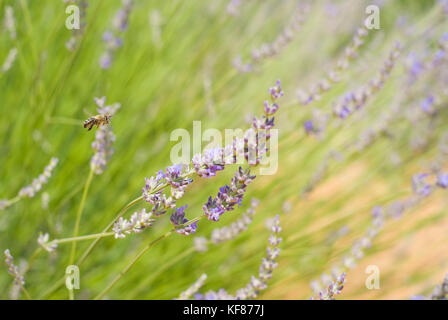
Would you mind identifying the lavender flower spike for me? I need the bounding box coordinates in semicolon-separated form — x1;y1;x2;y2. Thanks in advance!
37;233;57;253
177;274;208;300
18;157;59;199
90;97;120;175
317;272;346;300
195;215;282;300
4;249;24;286
3;6;16;39
112;208;155;239
2;47;18;73
203;167;256;221
141;164;193;216
99;0;133;69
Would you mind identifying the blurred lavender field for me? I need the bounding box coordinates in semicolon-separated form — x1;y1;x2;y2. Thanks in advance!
1;0;448;300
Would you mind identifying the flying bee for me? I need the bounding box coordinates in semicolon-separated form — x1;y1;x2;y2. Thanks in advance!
83;114;112;131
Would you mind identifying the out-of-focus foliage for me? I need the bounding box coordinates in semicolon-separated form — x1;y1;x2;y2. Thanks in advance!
1;0;448;299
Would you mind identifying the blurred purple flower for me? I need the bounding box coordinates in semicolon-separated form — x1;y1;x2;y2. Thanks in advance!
437;174;448;189
412;173;432;197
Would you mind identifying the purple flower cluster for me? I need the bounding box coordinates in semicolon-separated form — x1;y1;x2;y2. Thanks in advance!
112;208;155;239
247;80;284;164
420;95;436;115
297;27;369;105
202;167;256;222
412;173;432;197
170;205;197;236
316;272;346;300
142;164;193;216
303;109;330;137
192;147;230;178
90;97;120;175
191;80;283;176
437;174;448;188
234;215;282;299
163;164;193;199
99;0;133;69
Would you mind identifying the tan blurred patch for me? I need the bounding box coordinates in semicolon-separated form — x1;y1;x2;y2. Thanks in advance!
260;162;448;299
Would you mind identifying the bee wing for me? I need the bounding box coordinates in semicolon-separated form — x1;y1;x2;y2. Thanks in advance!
83;108;94;117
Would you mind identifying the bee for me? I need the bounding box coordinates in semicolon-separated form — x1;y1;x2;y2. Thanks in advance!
83;114;112;131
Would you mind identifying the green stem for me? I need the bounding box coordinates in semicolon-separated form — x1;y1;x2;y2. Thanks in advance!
42;171;195;299
38;196;143;299
94;229;174;300
94;215;205;300
69;168;94;264
20;284;32;300
52;232;115;245
128;247;195;299
68;168;94;299
22;248;42;276
76;196;143;266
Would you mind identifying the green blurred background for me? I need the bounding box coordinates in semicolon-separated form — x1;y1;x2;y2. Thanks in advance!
1;0;448;299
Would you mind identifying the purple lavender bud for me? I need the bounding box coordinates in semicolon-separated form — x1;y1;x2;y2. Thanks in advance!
4;250;24;286
412;173;432;197
387;201;404;219
318;272;346;300
170;205;188;226
421;95;435;114
371;206;382;218
170;205;197;235
112;208;155;239
203;167;255;221
264;101;279;115
338;105;351;119
102;31;114;42
192;148;226;178
304;120;314;134
437;174;448;188
100;52;112;69
269;80;284;100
